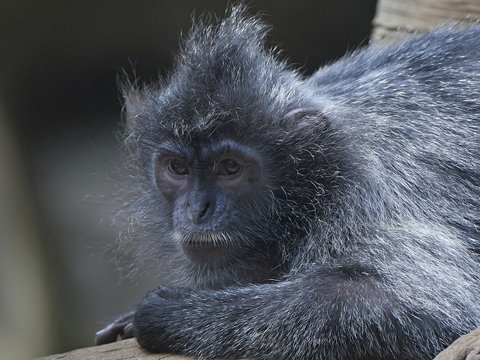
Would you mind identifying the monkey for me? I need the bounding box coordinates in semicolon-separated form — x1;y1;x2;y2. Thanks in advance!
95;5;480;360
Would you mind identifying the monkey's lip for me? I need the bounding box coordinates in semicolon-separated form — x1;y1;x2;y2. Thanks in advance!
179;234;237;263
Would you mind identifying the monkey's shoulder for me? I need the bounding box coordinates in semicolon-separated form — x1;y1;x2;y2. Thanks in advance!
309;25;480;94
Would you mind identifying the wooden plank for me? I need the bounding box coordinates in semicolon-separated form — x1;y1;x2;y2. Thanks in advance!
35;339;193;360
372;0;480;43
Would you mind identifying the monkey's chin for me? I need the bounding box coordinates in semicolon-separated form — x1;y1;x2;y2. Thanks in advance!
179;233;238;264
181;242;237;263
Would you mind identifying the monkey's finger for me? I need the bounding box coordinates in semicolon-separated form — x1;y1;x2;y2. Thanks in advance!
95;324;123;345
121;323;135;339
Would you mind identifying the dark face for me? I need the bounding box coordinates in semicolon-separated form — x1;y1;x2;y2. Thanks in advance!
153;138;266;264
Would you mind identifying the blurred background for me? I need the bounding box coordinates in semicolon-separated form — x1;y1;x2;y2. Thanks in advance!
0;1;377;358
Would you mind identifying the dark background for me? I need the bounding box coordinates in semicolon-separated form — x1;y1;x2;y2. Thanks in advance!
0;0;376;358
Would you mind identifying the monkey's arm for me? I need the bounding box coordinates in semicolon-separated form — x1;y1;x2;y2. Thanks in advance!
133;266;453;359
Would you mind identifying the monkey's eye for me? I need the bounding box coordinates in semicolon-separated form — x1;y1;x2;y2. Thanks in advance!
168;159;189;175
217;158;241;176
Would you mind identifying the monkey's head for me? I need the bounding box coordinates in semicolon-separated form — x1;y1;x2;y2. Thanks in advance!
119;7;339;288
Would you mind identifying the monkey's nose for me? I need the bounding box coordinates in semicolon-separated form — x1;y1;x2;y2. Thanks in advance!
187;199;212;224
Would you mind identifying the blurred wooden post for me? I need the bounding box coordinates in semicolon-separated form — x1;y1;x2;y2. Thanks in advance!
371;0;480;44
0;100;52;360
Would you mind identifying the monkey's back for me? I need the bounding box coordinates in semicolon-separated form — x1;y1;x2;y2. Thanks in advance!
307;26;480;243
298;27;480;342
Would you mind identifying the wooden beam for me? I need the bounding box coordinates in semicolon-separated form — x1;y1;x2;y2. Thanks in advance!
372;0;480;43
35;339;193;360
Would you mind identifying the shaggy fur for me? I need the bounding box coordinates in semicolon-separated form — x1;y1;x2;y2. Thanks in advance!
114;6;480;360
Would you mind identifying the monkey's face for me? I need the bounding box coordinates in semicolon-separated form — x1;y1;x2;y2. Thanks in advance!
153;138;268;264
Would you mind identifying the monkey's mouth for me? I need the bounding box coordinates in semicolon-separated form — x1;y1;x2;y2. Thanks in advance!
179;233;238;263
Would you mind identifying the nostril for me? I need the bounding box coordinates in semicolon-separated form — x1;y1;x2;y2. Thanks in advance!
199;201;210;219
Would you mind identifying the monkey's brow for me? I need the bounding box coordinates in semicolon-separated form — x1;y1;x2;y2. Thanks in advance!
156;141;194;158
155;139;257;163
201;139;256;159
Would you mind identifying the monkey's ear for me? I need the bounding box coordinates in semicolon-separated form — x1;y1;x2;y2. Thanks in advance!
283;107;330;135
284;107;324;120
119;80;152;133
122;88;143;132
284;107;328;126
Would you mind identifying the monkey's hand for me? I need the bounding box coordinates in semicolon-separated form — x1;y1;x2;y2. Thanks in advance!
134;286;192;353
95;310;136;345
